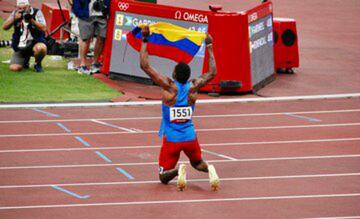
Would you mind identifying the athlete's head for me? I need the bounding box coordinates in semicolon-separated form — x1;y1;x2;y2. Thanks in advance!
173;62;191;84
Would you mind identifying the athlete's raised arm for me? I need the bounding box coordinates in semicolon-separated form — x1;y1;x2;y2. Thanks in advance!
140;25;172;91
190;34;217;92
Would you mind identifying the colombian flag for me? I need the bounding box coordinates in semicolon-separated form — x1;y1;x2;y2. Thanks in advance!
126;22;206;64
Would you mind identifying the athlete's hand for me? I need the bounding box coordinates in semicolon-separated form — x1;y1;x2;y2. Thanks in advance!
190;78;202;90
205;34;213;45
141;25;150;39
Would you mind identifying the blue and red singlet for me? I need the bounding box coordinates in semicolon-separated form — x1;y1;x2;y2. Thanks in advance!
158;81;202;172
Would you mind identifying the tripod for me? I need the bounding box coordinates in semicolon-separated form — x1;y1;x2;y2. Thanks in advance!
47;0;79;42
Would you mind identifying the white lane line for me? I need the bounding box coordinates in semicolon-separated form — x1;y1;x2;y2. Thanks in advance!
0;116;159;124
1;193;359;210
197;123;360;132
130;128;143;132
303;216;360;219
1;172;359;189
0;93;359;109
0;122;359;138
0;109;359;124
0;137;359;153
202;149;238;161
1;154;359;170
204;137;360;147
0;145;159;153
91;119;137;133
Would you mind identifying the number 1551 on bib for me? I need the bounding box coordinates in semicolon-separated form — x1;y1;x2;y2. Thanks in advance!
169;107;193;123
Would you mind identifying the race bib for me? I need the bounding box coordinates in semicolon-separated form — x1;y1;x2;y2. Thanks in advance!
169;106;193;122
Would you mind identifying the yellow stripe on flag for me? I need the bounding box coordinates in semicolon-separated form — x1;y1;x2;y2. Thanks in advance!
139;22;206;46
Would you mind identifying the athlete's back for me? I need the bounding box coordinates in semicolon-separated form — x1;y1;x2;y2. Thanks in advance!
160;81;196;142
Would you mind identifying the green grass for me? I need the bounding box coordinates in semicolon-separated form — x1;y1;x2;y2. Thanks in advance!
0;18;120;103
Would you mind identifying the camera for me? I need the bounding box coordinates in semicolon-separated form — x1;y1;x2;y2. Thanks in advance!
20;11;32;22
93;0;105;12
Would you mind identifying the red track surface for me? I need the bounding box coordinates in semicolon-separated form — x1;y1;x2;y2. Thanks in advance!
0;0;359;218
0;98;359;218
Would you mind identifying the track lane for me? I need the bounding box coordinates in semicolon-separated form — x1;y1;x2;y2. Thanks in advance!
1;196;359;219
0;177;359;212
0;110;359;135
1;140;360;166
1;157;359;185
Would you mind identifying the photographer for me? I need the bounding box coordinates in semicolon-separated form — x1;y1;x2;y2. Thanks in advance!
2;0;47;72
71;0;110;75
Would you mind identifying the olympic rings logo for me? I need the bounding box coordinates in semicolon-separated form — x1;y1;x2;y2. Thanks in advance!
118;2;129;11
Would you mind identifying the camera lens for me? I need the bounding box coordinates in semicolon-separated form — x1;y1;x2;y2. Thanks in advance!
93;0;103;12
93;2;100;11
24;13;31;22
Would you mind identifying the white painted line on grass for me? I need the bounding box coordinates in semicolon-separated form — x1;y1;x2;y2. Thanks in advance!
1;172;359;189
1;154;359;170
0;93;359;109
0;137;359;153
0;109;359;124
91;119;137;133
1;193;359;210
202;149;238;161
0;122;359;138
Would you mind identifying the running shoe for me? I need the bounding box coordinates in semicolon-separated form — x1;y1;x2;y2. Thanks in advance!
208;164;219;191
90;63;101;74
34;63;43;73
77;65;91;75
177;164;187;191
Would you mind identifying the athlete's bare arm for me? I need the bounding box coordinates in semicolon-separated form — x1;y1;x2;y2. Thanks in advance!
188;34;216;104
193;52;216;90
191;35;216;91
140;25;173;91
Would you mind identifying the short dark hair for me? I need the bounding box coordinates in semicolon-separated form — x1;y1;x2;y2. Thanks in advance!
174;62;191;84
